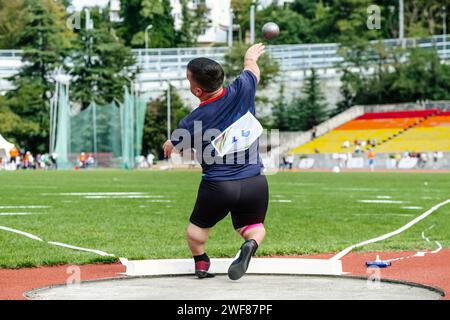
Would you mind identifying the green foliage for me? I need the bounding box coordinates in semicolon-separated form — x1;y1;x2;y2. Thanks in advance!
338;45;450;108
0;0;28;49
70;7;136;109
142;86;189;159
223;43;279;89
5;0;70;153
118;0;176;48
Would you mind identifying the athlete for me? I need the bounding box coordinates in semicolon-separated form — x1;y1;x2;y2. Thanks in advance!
163;43;268;281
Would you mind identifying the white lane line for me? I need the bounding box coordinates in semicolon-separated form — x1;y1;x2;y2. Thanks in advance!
331;199;450;260
0;226;43;241
376;196;392;199
271;200;292;203
0;212;40;216
42;192;149;196
0;206;50;209
357;200;405;204
0;226;115;257
402;206;423;210
432;241;442;254
84;195;166;199
48;242;114;257
352;213;414;217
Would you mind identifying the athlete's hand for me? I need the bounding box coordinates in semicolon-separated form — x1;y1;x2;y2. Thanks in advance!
163;140;174;159
244;43;265;63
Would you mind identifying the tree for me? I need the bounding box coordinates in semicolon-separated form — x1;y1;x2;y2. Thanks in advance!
0;0;28;49
223;43;279;89
6;0;71;153
294;68;328;130
142;86;189;159
70;7;136;108
271;81;291;130
118;0;176;48
338;44;450;107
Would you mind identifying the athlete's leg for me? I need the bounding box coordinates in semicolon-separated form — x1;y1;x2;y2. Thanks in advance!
186;223;209;256
228;175;269;280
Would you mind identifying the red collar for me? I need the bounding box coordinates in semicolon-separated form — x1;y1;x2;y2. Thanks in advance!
199;88;226;107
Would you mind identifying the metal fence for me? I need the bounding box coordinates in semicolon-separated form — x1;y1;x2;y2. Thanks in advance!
1;35;449;77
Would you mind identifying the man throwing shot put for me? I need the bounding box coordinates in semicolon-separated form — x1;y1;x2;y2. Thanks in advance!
163;43;268;281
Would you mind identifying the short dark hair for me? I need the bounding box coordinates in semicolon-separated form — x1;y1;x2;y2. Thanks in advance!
187;57;224;92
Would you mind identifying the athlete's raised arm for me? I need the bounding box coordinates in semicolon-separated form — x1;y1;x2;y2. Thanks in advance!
244;43;265;84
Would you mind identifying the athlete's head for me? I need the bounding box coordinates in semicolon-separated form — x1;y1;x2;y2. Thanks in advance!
187;58;224;99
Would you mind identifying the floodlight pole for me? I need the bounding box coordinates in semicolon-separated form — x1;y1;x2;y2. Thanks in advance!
250;4;255;45
228;11;233;47
443;6;447;59
145;24;153;70
167;81;171;140
399;0;405;48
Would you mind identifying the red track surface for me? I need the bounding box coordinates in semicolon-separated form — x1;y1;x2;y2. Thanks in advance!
0;249;448;300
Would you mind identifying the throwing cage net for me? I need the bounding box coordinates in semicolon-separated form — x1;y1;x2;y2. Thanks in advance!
52;85;148;169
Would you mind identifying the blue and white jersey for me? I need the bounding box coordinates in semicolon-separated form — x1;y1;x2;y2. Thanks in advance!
171;70;263;181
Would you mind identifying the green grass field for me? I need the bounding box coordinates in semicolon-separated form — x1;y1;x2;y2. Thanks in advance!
0;170;449;268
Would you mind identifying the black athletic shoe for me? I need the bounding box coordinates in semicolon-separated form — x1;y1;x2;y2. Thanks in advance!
228;239;258;281
195;260;215;279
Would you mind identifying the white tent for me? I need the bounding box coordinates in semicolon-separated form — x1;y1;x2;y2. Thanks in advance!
0;134;15;160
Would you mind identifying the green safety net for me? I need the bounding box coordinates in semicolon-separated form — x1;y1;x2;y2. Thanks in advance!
54;86;148;169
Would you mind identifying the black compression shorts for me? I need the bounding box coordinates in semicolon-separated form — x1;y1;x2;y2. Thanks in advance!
190;174;269;230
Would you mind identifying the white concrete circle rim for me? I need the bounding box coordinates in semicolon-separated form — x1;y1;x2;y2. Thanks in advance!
25;274;445;300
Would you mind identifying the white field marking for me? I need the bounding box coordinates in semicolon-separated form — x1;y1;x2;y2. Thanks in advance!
0;206;50;209
0;226;115;257
357;200;405;204
352;213;414;217
376;196;392;199
0;226;43;241
386;226;443;262
48;242;114;257
0;212;40;216
272;195;285;198
270;199;292;203
41;192;151;196
402;206;423;210
83;195;163;199
331;199;450;260
323;187;380;192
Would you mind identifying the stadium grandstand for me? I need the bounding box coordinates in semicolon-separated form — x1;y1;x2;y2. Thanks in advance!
291;109;450;155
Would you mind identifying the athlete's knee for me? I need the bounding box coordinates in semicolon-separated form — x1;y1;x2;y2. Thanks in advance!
187;223;208;243
237;223;265;237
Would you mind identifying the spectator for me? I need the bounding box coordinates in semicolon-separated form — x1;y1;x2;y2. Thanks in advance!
395;153;401;168
419;152;428;168
286;154;294;170
342;140;350;149
371;138;377;147
79;152;87;169
9;146;19;168
87;153;95;168
147;152;155;168
311;126;317;140
433;151;439;168
367;148;375;172
50;152;58;169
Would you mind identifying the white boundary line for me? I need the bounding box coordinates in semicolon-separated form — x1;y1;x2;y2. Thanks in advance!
0;225;114;257
48;242;114;257
331;199;450;260
0;226;43;241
